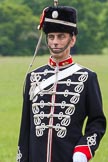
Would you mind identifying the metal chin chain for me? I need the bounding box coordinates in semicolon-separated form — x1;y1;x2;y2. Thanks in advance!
47;37;72;54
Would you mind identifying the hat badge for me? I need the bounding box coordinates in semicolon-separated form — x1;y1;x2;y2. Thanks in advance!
52;10;58;19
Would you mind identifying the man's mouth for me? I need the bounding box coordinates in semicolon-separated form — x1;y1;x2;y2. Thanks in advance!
52;48;61;50
50;48;63;53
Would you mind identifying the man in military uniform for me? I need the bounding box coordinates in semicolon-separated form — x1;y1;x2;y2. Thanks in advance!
17;4;106;162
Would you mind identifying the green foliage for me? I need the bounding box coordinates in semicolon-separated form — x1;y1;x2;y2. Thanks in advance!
100;2;108;47
76;1;104;54
0;0;108;55
22;0;54;14
0;2;39;56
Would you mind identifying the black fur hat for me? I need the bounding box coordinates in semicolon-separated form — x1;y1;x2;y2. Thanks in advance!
38;6;78;35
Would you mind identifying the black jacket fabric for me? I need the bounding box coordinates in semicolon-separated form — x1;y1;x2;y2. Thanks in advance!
17;61;106;162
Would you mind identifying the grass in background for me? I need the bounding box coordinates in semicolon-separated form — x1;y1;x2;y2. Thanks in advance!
0;55;107;162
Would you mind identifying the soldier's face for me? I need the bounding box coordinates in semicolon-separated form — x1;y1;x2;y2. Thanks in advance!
47;32;76;61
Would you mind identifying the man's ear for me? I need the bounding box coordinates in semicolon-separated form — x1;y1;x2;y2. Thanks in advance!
70;35;76;48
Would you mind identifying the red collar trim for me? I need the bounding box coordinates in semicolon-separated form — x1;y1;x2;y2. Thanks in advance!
49;56;73;67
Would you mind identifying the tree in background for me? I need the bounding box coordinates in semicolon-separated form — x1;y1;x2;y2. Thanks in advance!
75;0;105;54
0;0;108;55
100;2;108;54
22;0;53;15
0;2;39;56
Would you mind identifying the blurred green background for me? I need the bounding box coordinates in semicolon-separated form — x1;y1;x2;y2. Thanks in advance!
0;0;108;56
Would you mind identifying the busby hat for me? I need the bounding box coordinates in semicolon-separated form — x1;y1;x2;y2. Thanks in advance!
38;6;78;35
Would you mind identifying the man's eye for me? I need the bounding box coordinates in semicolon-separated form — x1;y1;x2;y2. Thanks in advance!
48;35;54;40
58;34;65;39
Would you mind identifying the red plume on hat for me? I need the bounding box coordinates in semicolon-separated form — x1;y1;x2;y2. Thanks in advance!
38;7;49;30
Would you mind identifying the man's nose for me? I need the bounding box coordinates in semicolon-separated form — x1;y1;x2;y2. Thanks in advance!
53;36;59;45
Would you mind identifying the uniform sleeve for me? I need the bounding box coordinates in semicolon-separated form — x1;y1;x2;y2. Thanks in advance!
73;72;106;161
16;74;30;162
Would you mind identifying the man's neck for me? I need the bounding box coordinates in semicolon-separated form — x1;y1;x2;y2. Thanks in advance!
51;54;70;63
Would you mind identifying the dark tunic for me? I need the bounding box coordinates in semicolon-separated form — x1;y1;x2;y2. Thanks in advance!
17;57;106;162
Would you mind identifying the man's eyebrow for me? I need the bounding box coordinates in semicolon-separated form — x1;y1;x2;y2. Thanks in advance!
48;34;55;36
